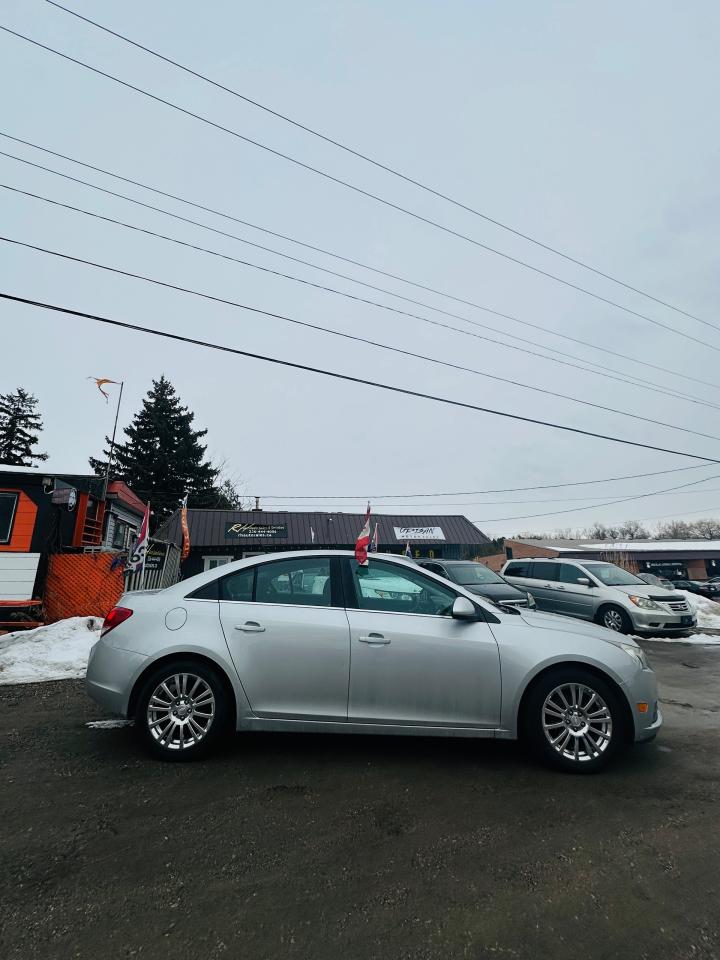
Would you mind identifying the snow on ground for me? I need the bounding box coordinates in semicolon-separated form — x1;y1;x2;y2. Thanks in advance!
676;590;720;630
643;633;720;645
0;617;102;684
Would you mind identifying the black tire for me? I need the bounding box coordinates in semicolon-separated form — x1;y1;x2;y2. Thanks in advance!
596;604;633;635
135;659;231;762
522;667;627;773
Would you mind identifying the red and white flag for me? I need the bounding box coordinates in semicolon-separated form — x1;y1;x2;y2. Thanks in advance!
127;502;150;574
355;503;372;566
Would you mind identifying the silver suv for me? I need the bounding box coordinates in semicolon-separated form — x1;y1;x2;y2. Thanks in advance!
501;557;696;635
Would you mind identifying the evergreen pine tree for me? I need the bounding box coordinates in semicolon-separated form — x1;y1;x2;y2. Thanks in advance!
0;388;49;466
89;376;221;521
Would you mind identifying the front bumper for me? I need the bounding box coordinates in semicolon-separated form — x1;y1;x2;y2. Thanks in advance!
625;664;663;742
85;637;149;716
630;607;696;634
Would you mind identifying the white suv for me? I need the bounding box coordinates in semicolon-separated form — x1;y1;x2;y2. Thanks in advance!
501;557;695;635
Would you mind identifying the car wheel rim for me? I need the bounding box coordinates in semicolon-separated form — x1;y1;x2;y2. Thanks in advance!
146;673;215;750
542;683;613;762
603;609;624;632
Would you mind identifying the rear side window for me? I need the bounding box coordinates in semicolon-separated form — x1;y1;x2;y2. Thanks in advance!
221;568;255;602
504;561;534;578
255;558;332;607
186;578;219;600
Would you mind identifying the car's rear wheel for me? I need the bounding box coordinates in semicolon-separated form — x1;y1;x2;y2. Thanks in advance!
135;660;230;761
523;668;626;772
597;604;632;634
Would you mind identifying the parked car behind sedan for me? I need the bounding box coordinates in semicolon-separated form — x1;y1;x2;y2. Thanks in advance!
637;573;675;590
87;550;661;772
501;557;695;635
670;578;720;601
417;559;536;610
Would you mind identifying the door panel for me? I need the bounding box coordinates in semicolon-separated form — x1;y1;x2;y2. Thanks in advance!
347;610;501;726
218;556;350;720
220;602;351;719
556;565;596;619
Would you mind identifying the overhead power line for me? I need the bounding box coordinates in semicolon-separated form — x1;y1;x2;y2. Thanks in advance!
472;471;720;525
6;228;720;446
256;463;715;500
3;138;719;401
44;0;713;332
5;184;720;422
3;289;720;468
3;23;720;353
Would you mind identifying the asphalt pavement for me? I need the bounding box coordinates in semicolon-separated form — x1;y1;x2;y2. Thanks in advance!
1;641;719;960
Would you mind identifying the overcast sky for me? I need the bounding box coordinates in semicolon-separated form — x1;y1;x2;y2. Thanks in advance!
2;0;720;537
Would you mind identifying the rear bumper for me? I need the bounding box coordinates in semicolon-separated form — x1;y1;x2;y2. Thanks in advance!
85;638;148;716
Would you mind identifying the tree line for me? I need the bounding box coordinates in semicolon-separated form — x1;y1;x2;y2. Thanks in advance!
514;517;720;541
0;377;247;523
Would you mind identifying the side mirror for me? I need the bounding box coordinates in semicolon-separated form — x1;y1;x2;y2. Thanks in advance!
452;596;477;620
577;577;591;587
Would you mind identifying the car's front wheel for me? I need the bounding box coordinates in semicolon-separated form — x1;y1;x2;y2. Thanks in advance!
135;660;230;761
597;604;632;634
523;668;626;772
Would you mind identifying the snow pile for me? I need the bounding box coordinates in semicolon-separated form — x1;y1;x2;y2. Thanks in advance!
0;616;102;684
676;590;720;630
644;633;720;645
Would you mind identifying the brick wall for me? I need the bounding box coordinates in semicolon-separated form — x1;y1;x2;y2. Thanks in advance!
504;540;561;559
45;553;124;623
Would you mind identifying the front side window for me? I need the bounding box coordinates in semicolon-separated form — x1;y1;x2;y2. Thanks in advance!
0;492;18;544
255;558;332;607
559;564;586;585
585;563;645;587
351;560;456;616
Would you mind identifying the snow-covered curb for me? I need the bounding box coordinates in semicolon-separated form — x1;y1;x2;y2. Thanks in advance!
0;617;102;684
676;590;720;630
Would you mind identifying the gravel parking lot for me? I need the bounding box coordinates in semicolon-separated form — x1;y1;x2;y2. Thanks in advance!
1;641;719;960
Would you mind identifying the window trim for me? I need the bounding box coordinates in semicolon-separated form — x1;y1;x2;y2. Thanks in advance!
190;555;344;608
203;555;234;572
341;556;458;617
0;491;19;545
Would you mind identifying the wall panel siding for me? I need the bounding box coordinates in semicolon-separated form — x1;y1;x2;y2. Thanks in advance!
0;490;38;552
0;553;41;600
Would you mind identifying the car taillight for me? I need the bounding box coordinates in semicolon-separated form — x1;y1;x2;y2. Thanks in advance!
101;606;133;637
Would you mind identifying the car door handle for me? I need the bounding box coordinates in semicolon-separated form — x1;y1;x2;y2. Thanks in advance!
235;621;265;633
358;633;390;645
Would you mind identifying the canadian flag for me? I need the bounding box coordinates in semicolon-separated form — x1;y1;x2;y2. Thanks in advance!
355;503;372;566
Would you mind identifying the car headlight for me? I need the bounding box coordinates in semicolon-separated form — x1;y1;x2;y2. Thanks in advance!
628;595;663;611
620;642;649;669
526;591;536;609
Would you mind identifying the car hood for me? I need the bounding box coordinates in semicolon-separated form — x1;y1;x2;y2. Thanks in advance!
461;582;527;601
516;608;640;649
605;584;682;602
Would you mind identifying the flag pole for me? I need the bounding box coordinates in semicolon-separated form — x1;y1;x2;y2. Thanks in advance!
103;380;124;499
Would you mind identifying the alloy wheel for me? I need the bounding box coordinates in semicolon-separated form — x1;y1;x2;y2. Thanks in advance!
146;673;215;751
542;682;613;763
603;609;624;632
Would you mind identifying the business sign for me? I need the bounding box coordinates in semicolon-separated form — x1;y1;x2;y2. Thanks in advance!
144;543;166;572
393;526;446;541
225;521;288;540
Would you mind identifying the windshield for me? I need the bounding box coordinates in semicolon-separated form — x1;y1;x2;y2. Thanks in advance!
586;563;646;587
447;563;504;585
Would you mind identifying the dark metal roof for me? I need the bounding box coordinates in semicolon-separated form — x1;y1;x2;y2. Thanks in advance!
156;510;490;548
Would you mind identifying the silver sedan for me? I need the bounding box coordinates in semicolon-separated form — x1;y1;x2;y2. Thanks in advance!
86;551;662;772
